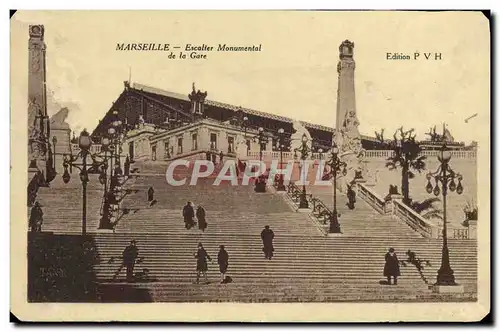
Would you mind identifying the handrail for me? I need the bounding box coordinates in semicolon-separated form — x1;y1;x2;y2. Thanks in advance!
286;182;333;225
308;195;335;225
357;183;388;214
392;200;434;238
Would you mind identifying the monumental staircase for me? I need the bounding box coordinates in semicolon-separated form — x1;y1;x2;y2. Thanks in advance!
29;158;477;302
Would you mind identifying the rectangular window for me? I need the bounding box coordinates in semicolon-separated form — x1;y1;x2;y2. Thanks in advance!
228;136;234;153
164;140;170;159
151;145;157;161
192;133;198;150
210;133;217;150
177;137;183;154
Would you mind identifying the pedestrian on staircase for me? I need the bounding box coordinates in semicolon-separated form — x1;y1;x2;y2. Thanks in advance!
196;205;208;232
183;201;195;229
114;240;139;283
384;247;400;285
217;245;229;284
147;186;155;205
124;155;130;177
346;184;356;210
29;201;43;232
219;150;224;164
194;242;212;284
261;225;275;260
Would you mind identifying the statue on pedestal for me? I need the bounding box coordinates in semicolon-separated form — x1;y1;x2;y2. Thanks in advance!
28;98;48;168
335;109;366;191
235;134;248;159
290;120;312;152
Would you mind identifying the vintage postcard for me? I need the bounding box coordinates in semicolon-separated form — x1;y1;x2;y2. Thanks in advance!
10;10;490;322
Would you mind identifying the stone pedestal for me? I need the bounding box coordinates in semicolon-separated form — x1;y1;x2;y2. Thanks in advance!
468;220;477;239
430;284;464;294
327;232;343;237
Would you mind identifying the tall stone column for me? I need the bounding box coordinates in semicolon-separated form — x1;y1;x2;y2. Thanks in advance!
334;40;365;189
28;24;52;186
335;40;356;132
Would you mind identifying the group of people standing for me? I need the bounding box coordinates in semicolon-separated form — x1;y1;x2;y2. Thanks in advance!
182;201;207;231
206;150;225;165
194;243;229;284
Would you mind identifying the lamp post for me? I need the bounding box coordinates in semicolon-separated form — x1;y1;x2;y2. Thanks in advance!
294;133;311;209
257;127;267;161
112;111;123;168
242;116;249;155
108;127;116;182
52;136;57;170
318;148;323;169
62;129;93;236
276;128;286;191
237;113;249;156
327;144;347;233
425;145;463;286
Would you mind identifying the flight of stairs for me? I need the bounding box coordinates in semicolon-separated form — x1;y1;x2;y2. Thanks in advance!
29;159;477;302
306;185;424;238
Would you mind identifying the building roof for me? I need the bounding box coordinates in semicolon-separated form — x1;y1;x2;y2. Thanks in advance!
131;82;379;142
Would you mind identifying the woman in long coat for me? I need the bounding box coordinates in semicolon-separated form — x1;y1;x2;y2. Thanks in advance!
196;206;207;232
384;248;401;285
194;243;212;284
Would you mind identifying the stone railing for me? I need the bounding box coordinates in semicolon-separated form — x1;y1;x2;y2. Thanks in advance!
244;151;325;161
364;149;476;159
357;183;389;214
357;183;473;239
241;149;476;161
391;199;435;238
70;143;103;155
432;223;472;240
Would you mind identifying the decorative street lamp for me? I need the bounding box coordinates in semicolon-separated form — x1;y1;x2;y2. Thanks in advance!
62;129;93;236
242;116;249;155
327;144;347;233
112;111;123;167
294;133;311;209
318;148;324;166
52;136;57;170
276;128;286;191
256;127;268;161
425;145;463;286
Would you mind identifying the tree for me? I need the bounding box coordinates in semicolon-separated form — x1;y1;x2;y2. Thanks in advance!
375;127;427;205
410;197;443;220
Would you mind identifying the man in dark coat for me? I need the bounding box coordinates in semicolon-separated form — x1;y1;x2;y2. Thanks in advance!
219;151;224;164
124;156;130;177
194;243;212;284
346;184;356;210
384;247;401;285
29;201;43;232
217;245;229;284
261;225;275;260
182;201;195;229
196;205;207;232
122;240;139;282
114;164;123;177
147;186;155;203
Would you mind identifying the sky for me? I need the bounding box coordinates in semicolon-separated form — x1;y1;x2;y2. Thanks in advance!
11;11;490;143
